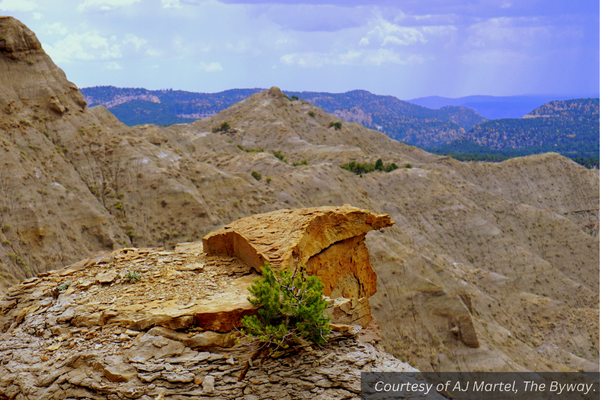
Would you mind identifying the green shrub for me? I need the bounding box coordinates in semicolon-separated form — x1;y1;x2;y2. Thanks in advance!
341;159;399;175
404;163;413;169
328;121;342;130
57;282;71;292
241;262;331;353
272;150;287;163
292;159;308;166
308;111;316;117
1;225;9;232
251;171;262;181
125;270;141;282
291;95;299;101
212;122;231;133
238;145;264;153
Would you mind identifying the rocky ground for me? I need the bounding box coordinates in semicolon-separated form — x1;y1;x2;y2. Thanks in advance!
0;206;438;400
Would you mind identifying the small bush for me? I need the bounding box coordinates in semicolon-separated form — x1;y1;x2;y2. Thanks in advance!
291;95;299;101
292;159;308;166
1;225;9;232
241;262;331;353
57;282;71;292
308;111;316;117
341;159;400;175
272;150;287;163
251;171;262;181
404;163;413;169
125;270;141;282
266;177;272;184
328;121;342;130
238;145;264;153
212;122;231;133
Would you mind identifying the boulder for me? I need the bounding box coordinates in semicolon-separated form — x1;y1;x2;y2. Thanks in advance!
203;205;394;298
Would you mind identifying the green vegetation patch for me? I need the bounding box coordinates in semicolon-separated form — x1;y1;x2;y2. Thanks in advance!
341;158;399;175
237;145;264;153
241;262;331;354
272;150;287;163
251;171;262;181
212;121;231;133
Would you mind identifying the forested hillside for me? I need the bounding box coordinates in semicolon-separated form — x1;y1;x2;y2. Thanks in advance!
432;98;599;167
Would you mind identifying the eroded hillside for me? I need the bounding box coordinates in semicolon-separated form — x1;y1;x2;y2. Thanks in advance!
0;16;598;373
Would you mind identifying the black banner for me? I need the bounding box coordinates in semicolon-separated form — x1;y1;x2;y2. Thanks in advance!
361;372;600;399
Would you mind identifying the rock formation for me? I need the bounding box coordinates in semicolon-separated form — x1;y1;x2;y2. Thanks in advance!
203;205;393;298
0;207;428;399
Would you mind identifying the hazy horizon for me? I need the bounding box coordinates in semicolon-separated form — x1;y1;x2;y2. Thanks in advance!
2;0;598;99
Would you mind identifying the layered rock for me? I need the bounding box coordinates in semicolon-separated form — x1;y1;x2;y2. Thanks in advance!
0;208;417;399
203;205;393;298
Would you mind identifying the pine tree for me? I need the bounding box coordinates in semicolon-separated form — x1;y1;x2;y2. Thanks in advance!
241;262;331;353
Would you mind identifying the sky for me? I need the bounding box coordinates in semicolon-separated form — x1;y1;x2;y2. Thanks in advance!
1;0;598;99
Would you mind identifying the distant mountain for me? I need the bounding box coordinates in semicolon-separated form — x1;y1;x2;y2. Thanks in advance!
82;86;265;126
432;98;599;166
81;86;487;148
284;90;487;147
407;95;581;119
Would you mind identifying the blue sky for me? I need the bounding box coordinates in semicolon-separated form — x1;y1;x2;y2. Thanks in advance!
1;0;598;99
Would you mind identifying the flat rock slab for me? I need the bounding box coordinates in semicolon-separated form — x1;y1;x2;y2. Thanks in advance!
203;205;393;298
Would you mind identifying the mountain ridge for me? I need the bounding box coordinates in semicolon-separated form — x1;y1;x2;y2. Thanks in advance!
407;94;589;119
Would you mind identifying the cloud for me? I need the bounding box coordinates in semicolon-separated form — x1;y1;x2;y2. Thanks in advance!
0;0;37;12
362;18;427;47
77;0;140;13
260;4;366;32
41;23;69;36
105;61;122;70
161;0;201;8
280;48;421;68
33;12;43;20
466;17;550;48
43;32;121;63
199;61;223;72
124;34;147;50
161;0;182;8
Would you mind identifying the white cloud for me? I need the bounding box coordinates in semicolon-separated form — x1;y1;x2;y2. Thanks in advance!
365;19;427;47
466;17;550;48
145;48;162;57
281;48;423;68
0;0;37;12
359;37;369;46
363;49;424;66
43;32;121;63
280;50;353;68
41;23;69;36
161;0;181;8
33;12;42;20
77;0;140;13
105;61;122;70
124;34;147;50
199;61;222;72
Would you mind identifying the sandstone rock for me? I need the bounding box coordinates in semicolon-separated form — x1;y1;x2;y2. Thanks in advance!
324;297;372;328
202;375;215;393
103;355;136;383
203;205;393;298
96;270;118;284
